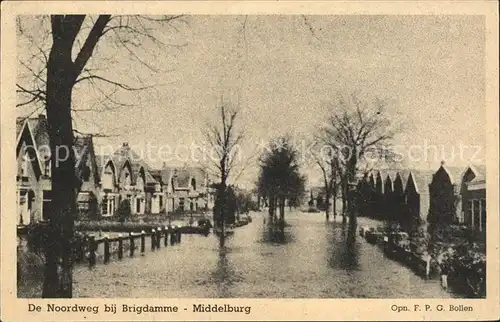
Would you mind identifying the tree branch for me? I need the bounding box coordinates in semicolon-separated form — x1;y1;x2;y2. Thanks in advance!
75;74;155;91
73;15;112;76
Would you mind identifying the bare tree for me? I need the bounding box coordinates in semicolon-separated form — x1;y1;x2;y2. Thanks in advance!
320;93;398;226
202;99;244;248
311;141;340;221
16;14;185;298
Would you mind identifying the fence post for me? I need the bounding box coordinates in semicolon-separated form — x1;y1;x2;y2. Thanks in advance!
104;236;110;264
141;230;146;254
118;234;123;260
78;235;86;263
178;229;182;244
164;226;168;247
156;227;162;249
88;235;96;268
170;227;175;245
151;229;156;251
129;232;135;257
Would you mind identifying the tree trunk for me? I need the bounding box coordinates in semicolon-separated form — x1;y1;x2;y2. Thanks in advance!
43;38;78;298
325;191;330;221
268;195;274;223
332;184;337;219
218;181;226;248
279;197;285;231
346;152;357;226
341;180;348;223
271;195;277;224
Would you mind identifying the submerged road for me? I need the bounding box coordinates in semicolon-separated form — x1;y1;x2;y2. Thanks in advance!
74;211;455;298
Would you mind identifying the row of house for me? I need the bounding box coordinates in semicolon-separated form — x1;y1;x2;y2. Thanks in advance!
356;162;486;233
16;114;215;225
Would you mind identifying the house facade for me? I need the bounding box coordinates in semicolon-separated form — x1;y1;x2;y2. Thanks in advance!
96;142;159;217
460;166;486;233
354;163;486;235
158;165;211;214
16;115;101;224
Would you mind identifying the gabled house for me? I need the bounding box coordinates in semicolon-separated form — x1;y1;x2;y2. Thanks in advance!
158;164;210;213
100;142;158;216
95;154;119;217
16;114;101;224
383;173;394;219
404;169;434;222
374;171;384;217
148;169;166;214
427;162;464;225
16;116;45;224
392;172;406;216
460;165;486;233
74;135;101;218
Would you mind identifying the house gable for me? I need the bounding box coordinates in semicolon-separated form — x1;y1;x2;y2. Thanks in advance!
16;121;43;178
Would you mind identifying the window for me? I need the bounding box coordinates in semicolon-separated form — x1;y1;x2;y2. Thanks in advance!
136;199;141;214
21;152;29;177
42;191;52;221
102;195;108;215
480;199;486;232
467;200;473;227
159;195;163;209
82;165;90;182
124;172;131;190
102;164;115;191
136;175;144;191
44;160;51;177
473;199;480;231
191;178;197;191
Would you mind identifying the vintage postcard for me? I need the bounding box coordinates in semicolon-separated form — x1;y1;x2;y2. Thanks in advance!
1;1;499;321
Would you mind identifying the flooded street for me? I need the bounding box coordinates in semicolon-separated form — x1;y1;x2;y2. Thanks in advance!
74;211;454;298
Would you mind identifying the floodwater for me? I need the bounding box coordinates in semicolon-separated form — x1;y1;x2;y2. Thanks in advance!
73;211;455;298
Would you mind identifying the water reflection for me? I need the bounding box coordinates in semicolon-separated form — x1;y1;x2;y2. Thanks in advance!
73;212;454;299
209;246;244;298
326;220;360;271
260;221;295;245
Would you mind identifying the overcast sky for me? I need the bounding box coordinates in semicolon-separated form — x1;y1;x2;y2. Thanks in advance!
17;15;485;188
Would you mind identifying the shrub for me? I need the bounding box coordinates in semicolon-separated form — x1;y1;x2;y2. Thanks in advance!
447;243;486;298
26;224;51;255
116;199;132;223
17;247;44;298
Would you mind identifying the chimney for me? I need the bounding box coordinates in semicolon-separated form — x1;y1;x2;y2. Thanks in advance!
123;142;129;147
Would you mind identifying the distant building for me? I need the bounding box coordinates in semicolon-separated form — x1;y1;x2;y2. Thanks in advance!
460;165;486;233
155;164;212;214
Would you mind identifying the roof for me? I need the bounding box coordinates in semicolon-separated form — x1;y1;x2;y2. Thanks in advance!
77;191;96;202
149;169;162;183
404;169;435;195
383;173;394;193
392;172;406;194
109;143;157;185
461;164;486;184
429;164;464;186
159;165;207;189
374;171;384;193
73;135;100;184
16;115;98;181
16;115;51;162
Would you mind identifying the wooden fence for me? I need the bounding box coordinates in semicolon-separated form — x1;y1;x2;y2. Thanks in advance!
78;226;182;267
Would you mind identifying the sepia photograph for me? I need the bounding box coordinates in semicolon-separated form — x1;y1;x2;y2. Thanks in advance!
1;1;499;321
